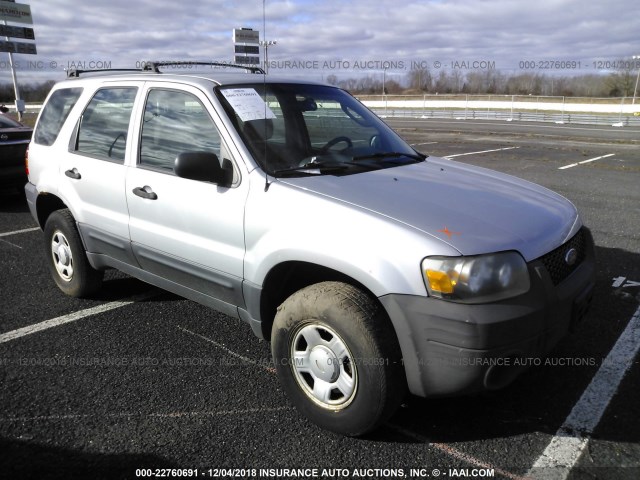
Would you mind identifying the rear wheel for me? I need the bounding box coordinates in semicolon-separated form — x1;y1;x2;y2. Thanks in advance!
271;281;406;436
44;209;103;297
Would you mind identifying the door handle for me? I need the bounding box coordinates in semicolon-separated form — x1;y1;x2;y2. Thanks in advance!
133;185;158;200
65;168;81;180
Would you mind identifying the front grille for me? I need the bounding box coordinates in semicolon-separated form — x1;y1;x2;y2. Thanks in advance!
538;228;586;286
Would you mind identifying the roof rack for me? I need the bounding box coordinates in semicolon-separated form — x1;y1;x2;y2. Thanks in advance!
145;61;265;74
66;68;144;78
66;61;265;78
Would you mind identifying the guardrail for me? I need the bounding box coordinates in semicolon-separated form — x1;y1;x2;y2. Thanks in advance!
359;95;640;127
366;108;640;127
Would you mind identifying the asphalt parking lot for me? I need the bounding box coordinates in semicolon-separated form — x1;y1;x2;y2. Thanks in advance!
1;119;639;480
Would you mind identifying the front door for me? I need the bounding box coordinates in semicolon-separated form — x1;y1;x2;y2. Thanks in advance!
126;85;249;313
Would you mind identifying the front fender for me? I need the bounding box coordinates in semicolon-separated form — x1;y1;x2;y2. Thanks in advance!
243;173;460;298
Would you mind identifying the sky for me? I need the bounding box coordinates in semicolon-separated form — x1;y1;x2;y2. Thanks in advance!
1;0;639;83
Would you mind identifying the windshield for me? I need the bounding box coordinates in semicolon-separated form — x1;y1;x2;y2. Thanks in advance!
216;83;424;177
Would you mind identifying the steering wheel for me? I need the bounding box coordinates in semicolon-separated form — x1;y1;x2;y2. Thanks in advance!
320;136;353;153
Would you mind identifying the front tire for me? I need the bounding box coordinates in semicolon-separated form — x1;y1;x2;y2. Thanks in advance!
44;209;103;297
272;281;406;436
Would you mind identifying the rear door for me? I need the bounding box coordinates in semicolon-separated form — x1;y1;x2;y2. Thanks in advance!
59;83;141;264
125;83;249;314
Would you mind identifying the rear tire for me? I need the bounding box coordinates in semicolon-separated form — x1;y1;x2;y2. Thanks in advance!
44;209;103;297
271;281;406;436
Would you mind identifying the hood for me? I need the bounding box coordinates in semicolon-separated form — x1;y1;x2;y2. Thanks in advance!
280;158;580;261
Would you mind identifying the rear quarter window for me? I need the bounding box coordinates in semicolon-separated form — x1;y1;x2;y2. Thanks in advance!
33;87;83;146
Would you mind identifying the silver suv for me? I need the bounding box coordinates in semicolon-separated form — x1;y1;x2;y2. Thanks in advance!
25;64;595;436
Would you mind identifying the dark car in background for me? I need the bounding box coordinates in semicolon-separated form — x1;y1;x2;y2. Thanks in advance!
1;114;32;194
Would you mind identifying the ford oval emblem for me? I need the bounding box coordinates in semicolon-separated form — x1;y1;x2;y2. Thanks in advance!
564;248;578;266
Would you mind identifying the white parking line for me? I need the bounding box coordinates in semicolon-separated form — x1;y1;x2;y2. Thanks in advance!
444;146;520;159
0;238;23;249
0;406;294;423
0;292;156;344
410;141;438;146
0;226;40;237
528;304;640;479
558;153;615;170
178;325;276;373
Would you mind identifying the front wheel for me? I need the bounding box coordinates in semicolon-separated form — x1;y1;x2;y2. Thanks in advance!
43;209;103;297
271;281;406;436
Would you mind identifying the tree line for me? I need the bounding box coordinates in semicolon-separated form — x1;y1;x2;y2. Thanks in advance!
0;80;55;104
329;69;637;97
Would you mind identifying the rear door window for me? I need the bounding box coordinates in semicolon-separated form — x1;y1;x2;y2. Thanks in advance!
72;87;138;162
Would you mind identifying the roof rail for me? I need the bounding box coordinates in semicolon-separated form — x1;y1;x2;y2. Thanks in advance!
144;61;265;74
66;68;146;78
66;61;265;79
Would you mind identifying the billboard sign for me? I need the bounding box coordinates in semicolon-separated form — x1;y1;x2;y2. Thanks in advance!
233;28;259;44
0;1;33;25
234;55;260;65
233;28;260;66
0;39;37;54
0;24;35;39
235;45;259;55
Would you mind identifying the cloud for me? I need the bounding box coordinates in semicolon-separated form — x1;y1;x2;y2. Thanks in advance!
2;0;638;82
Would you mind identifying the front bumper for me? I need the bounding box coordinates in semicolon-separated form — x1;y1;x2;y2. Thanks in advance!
380;229;596;398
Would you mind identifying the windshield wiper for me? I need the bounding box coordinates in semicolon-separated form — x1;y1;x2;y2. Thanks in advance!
352;151;426;162
273;153;421;177
273;159;354;176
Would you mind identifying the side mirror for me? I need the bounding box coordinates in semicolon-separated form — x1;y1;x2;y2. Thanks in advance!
174;152;231;185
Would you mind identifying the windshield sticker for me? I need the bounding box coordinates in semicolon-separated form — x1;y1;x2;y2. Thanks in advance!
221;88;276;122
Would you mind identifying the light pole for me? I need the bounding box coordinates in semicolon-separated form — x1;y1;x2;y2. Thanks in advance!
382;67;387;96
633;55;640;105
260;40;277;74
382;68;389;116
2;19;23;121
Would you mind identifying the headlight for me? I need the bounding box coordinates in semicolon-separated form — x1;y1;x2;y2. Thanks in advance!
422;252;530;303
